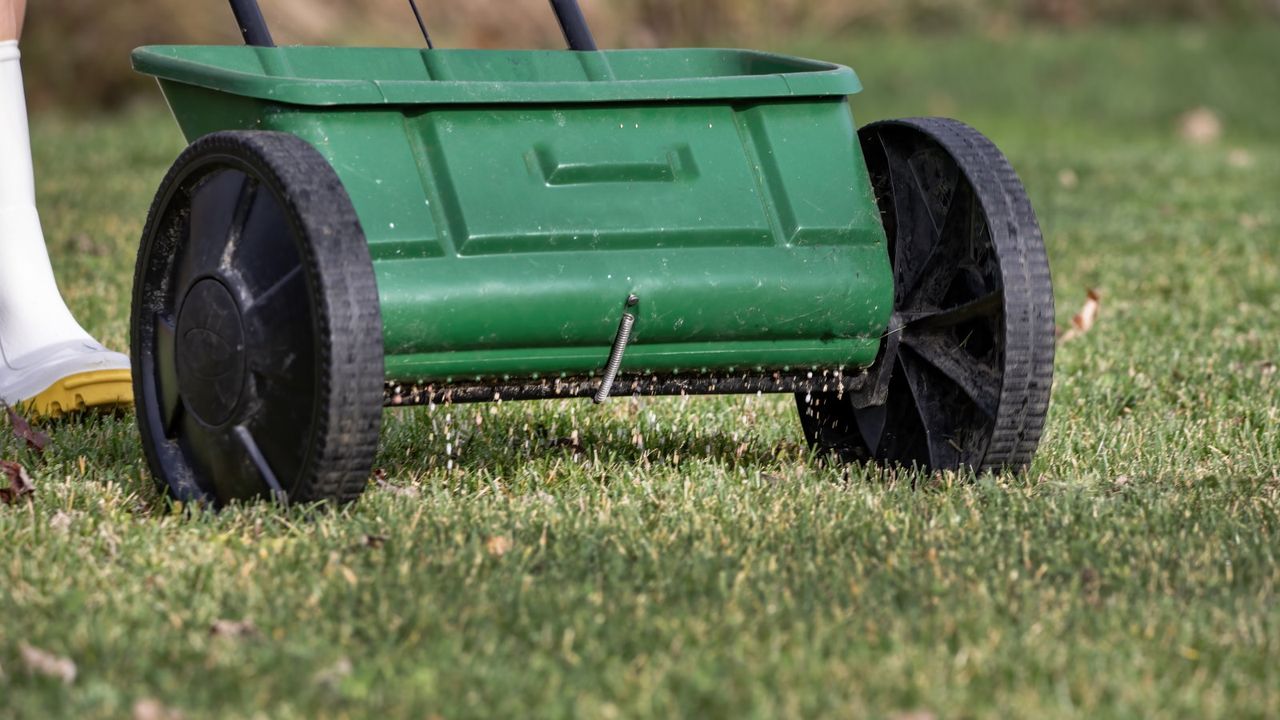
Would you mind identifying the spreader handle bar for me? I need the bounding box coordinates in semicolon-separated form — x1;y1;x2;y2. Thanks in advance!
229;0;274;47
549;0;599;51
225;0;598;51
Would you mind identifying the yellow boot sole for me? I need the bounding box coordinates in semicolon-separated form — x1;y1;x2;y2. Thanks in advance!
22;369;134;419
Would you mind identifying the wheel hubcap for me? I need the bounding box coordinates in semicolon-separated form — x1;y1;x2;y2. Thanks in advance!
176;278;247;427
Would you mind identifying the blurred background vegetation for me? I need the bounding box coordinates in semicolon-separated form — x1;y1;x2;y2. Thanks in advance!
18;0;1280;110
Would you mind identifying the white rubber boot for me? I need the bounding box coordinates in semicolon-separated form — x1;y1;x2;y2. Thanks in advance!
0;40;131;417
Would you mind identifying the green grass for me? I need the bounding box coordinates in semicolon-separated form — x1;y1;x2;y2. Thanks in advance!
2;25;1278;719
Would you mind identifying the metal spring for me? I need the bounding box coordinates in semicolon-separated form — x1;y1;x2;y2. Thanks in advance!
594;295;639;404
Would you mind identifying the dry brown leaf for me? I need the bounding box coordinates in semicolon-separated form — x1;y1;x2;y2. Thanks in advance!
209;618;259;639
1179;107;1222;145
132;698;186;720
1060;289;1102;344
19;642;76;684
340;566;359;586
6;406;50;454
1075;289;1102;330
374;474;421;498
0;460;35;505
313;657;353;689
485;536;513;557
49;510;76;532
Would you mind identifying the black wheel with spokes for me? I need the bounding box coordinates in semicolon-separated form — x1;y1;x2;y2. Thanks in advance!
132;131;384;506
798;118;1054;474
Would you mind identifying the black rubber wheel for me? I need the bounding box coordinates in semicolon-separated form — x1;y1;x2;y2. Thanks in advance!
798;118;1055;474
131;131;384;505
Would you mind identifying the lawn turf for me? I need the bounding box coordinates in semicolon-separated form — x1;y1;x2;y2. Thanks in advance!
1;25;1278;719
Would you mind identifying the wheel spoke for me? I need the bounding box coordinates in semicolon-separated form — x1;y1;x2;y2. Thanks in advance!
242;266;314;390
855;321;903;409
901;331;1001;419
244;265;304;317
153;313;183;437
234;426;285;498
246;396;313;484
239;264;317;488
901;178;975;310
179;413;282;503
177;171;253;292
897;352;962;470
178;412;240;496
228;185;300;299
879;136;943;301
875;355;932;468
902;290;1002;331
854;403;888;456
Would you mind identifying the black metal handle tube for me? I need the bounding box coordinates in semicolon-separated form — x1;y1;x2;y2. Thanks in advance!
228;0;275;47
549;0;599;51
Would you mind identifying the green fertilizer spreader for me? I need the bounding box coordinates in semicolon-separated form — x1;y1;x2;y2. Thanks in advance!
129;0;1055;505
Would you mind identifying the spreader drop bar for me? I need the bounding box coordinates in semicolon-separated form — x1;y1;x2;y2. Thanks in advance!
385;371;870;407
